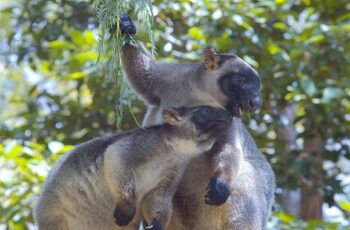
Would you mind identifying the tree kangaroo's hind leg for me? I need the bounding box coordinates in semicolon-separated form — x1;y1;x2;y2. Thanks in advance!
104;146;137;227
141;186;174;230
141;167;184;230
112;173;137;227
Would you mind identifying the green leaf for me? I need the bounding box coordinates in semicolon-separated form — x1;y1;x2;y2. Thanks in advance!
134;33;152;43
274;212;296;223
322;87;344;103
11;222;26;230
73;51;98;63
5;143;22;158
341;24;350;31
28;142;45;152
188;27;206;40
84;30;95;46
339;201;350;212
243;55;259;68
307;34;325;44
66;72;87;80
267;42;281;55
39;61;50;74
275;0;287;5
70;29;86;46
273;22;288;31
57;145;74;154
49;40;75;50
299;76;317;96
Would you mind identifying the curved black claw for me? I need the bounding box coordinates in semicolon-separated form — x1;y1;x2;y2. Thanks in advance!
144;218;163;230
113;205;135;226
205;177;231;206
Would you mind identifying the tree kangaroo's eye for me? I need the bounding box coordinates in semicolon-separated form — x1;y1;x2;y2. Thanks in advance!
231;73;243;85
220;73;244;94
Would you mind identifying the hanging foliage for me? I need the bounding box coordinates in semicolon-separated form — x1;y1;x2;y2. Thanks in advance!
94;0;154;127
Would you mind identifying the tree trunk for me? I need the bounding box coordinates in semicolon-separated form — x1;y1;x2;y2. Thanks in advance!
300;185;323;220
277;105;324;220
276;105;300;216
300;136;324;220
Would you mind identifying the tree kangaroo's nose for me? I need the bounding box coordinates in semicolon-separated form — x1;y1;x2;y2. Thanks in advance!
248;96;262;111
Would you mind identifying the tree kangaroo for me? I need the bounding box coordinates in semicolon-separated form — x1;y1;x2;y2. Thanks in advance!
119;14;275;229
34;106;232;230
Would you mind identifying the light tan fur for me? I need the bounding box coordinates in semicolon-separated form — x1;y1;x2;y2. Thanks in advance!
34;107;230;230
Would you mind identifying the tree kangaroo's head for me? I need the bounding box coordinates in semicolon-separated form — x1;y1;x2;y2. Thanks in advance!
163;106;232;143
194;47;261;117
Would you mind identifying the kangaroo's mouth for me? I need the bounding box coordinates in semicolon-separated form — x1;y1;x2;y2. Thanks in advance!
204;119;232;136
230;105;244;117
229;103;250;118
228;98;261;117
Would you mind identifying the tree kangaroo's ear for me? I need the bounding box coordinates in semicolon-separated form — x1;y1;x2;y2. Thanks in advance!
163;108;182;125
204;47;220;70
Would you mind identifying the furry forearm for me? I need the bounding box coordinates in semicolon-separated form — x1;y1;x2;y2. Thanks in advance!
122;44;160;105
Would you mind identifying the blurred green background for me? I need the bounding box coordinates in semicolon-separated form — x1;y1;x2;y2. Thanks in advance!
0;0;350;229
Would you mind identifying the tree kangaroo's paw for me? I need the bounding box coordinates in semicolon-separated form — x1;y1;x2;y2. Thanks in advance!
144;219;163;230
109;13;136;35
205;177;231;206
113;204;135;226
120;13;136;35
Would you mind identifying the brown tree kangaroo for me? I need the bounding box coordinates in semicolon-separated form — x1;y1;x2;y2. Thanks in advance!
119;13;275;230
34;106;232;230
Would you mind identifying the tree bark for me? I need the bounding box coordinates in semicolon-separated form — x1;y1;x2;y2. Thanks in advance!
300;136;324;220
300;185;323;220
276;105;300;216
277;104;324;220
